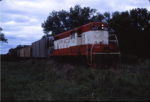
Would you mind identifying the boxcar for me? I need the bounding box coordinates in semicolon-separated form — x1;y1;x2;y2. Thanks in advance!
31;37;53;58
17;46;31;57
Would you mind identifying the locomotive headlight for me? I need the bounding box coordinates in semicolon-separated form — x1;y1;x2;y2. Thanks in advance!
101;24;104;29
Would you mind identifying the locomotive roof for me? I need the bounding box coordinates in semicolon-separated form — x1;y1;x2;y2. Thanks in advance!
54;22;107;40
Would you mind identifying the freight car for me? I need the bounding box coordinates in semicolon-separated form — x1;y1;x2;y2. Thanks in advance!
17;46;31;57
7;45;31;57
31;36;54;58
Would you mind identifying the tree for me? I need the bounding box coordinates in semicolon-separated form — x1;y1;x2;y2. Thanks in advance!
68;5;97;28
103;12;111;23
109;8;150;57
0;27;7;43
42;10;70;35
91;12;104;22
42;5;102;35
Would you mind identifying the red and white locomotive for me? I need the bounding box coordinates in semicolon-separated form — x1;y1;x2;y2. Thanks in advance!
50;22;120;65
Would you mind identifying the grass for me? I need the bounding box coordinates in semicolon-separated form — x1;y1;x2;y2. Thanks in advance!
1;57;150;101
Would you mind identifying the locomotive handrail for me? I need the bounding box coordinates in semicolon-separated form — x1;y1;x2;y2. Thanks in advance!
114;35;119;47
109;34;119;46
90;41;97;64
109;34;121;60
86;44;89;60
109;34;116;37
93;52;121;55
109;40;117;42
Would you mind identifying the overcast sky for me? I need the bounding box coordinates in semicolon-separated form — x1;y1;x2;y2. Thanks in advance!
0;0;150;54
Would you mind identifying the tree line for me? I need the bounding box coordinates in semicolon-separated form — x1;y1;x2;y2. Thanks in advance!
42;5;150;57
